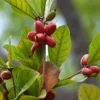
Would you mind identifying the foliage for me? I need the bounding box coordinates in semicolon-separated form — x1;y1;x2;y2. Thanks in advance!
0;0;100;100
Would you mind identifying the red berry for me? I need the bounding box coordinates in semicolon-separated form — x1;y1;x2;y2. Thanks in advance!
35;33;45;43
1;71;11;80
34;20;44;33
31;43;41;55
45;23;56;36
44;90;55;100
27;32;37;42
80;54;89;66
89;66;100;74
81;68;92;76
46;36;56;48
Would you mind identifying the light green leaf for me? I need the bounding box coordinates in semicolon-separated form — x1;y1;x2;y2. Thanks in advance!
20;96;37;100
0;92;3;100
21;27;31;39
79;84;100;100
4;0;36;19
44;0;54;20
4;39;43;70
8;36;12;67
15;68;39;99
38;90;46;99
25;0;46;16
54;74;87;88
0;58;7;68
49;25;71;67
88;33;100;64
20;90;46;100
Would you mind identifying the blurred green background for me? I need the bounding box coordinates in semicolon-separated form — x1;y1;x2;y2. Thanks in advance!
0;0;100;100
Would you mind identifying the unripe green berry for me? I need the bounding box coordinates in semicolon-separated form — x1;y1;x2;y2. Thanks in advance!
46;12;56;21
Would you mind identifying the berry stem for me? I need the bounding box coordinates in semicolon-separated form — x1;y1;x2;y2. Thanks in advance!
42;41;46;90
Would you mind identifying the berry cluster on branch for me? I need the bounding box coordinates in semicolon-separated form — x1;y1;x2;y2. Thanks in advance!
27;20;56;55
80;54;100;77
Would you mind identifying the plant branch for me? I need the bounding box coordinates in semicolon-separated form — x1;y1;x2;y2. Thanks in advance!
60;70;81;82
10;69;16;97
41;41;46;89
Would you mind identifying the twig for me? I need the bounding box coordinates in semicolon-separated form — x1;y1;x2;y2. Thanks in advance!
10;69;16;97
42;41;46;89
60;70;81;81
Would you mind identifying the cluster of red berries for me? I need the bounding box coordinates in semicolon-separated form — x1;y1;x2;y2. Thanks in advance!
80;54;100;77
27;20;56;55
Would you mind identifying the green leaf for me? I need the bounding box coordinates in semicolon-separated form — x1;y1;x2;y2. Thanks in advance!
4;39;43;70
0;58;7;68
21;27;31;39
78;84;100;100
38;90;46;99
49;25;71;67
20;96;37;100
0;85;4;94
8;36;12;67
88;33;100;64
44;0;54;20
4;0;36;19
25;0;46;16
15;68;39;99
54;74;87;88
0;92;3;100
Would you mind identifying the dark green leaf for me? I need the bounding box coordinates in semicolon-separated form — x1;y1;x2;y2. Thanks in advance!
25;0;46;16
78;84;100;100
15;68;39;99
49;25;71;67
0;85;4;94
0;58;7;68
88;33;100;64
4;0;36;19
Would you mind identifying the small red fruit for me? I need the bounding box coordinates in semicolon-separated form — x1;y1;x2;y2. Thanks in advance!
80;54;89;66
1;71;11;80
27;32;37;42
31;43;41;55
34;20;44;33
45;23;56;36
35;33;45;43
89;66;100;74
44;90;55;100
81;68;92;76
46;36;56;48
